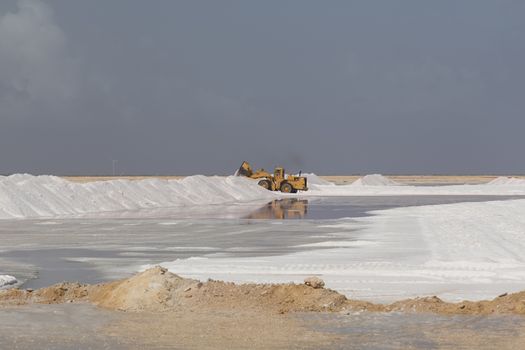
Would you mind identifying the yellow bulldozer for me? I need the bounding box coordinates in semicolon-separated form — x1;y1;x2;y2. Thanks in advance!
236;161;308;193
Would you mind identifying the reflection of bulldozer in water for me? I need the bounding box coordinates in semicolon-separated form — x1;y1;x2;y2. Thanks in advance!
245;198;308;220
236;161;308;193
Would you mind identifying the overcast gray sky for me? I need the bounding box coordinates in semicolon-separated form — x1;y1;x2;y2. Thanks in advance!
0;0;524;175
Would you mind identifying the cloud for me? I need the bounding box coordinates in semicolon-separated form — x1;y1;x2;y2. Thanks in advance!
0;0;78;118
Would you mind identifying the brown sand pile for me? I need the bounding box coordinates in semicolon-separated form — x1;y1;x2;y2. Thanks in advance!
0;267;347;313
88;267;195;311
2;267;525;316
0;282;89;306
385;292;525;315
90;267;348;313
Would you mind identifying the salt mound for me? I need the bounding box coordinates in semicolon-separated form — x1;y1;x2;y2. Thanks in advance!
487;177;525;185
301;173;333;186
0;174;274;219
351;174;399;186
0;275;16;289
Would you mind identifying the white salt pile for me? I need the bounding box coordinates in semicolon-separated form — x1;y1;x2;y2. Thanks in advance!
487;177;525;186
300;173;334;186
351;174;399;186
0;174;274;219
4;173;525;220
0;275;16;288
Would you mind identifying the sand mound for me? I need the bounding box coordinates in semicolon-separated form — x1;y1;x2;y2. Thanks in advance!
89;267;197;311
3;267;525;316
91;267;347;313
487;177;525;185
385;292;525;315
0;282;89;306
351;174;399;186
0;267;346;313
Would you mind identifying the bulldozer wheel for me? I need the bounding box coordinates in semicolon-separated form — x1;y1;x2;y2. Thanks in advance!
258;179;272;190
280;182;293;193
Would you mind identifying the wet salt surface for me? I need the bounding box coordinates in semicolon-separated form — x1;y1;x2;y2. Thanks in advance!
0;195;523;289
287;195;525;220
2;218;355;289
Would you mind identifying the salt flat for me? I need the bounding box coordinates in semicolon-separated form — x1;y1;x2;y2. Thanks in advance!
2;174;525;303
158;197;525;302
2;173;525;349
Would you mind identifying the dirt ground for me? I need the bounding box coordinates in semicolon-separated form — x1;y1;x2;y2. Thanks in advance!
0;303;339;349
0;267;344;349
2;267;525;349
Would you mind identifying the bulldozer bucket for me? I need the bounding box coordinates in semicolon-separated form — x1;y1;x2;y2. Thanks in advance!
236;161;253;177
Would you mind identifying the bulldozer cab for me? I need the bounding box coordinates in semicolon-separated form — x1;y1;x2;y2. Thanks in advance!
274;167;285;180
